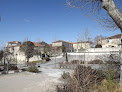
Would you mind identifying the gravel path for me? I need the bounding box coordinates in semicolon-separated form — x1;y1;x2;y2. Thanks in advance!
0;56;72;92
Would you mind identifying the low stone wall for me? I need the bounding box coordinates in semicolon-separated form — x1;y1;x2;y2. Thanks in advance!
87;47;120;52
68;47;120;63
16;55;42;64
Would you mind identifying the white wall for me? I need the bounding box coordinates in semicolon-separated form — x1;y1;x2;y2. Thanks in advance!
67;47;120;63
11;46;41;64
52;42;62;47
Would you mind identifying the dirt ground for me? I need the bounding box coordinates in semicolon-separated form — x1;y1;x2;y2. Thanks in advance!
0;56;72;92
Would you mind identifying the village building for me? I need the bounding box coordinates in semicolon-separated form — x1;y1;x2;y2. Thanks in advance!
51;40;73;55
98;34;121;48
5;41;47;64
72;41;92;52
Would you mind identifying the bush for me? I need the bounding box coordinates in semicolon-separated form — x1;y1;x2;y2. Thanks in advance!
95;80;122;92
28;66;38;73
59;62;63;68
95;44;102;48
57;65;105;92
88;59;103;64
32;60;44;64
27;62;36;67
9;64;18;70
94;69;122;92
61;71;70;79
71;60;85;64
71;60;79;64
43;57;50;61
80;60;85;64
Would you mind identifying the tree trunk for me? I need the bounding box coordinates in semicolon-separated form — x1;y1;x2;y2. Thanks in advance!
27;58;29;63
102;0;122;32
27;58;29;66
102;0;122;86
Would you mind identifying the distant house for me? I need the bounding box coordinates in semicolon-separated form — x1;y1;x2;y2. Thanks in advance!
51;40;73;54
6;41;21;47
38;41;48;46
98;34;121;48
6;41;45;64
72;41;92;52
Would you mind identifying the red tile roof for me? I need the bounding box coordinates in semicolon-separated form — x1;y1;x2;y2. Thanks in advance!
72;41;92;44
33;42;43;47
52;40;71;44
7;42;43;48
8;41;21;43
105;34;121;39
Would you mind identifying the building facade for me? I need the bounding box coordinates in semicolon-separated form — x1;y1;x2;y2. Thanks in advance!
6;41;44;64
6;41;21;47
98;34;121;48
51;40;73;54
72;41;92;52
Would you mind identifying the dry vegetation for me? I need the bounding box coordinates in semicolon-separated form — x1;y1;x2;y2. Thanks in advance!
57;64;121;92
57;53;122;92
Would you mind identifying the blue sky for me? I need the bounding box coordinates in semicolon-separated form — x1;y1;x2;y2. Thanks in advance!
0;0;121;48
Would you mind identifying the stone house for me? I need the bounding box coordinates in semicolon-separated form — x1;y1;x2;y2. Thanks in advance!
98;34;121;48
51;40;73;55
6;41;44;64
72;41;92;52
6;41;21;47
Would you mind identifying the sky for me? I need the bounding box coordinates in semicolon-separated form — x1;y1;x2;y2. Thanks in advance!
0;0;121;48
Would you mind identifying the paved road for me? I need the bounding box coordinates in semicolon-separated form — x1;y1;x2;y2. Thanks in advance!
39;56;73;77
0;56;72;92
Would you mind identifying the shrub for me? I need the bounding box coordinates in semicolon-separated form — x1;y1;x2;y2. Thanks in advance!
57;65;105;92
88;59;103;64
94;69;122;92
95;44;102;48
71;60;85;64
61;71;70;79
43;57;50;61
71;60;79;64
28;66;38;73
66;52;68;62
80;60;85;64
59;62;63;68
95;80;122;92
9;64;18;70
32;60;44;64
27;62;36;67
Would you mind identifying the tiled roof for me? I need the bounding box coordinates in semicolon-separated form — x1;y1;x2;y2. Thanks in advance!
8;41;21;43
52;40;71;44
105;34;121;39
72;42;78;44
33;42;43;47
72;41;92;44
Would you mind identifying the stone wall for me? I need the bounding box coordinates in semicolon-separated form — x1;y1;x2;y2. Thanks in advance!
67;47;120;63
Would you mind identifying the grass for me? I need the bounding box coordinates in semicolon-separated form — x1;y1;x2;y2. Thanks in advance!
32;60;45;64
28;66;39;73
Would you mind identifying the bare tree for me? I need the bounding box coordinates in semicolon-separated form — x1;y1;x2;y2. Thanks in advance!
2;47;15;73
77;28;91;48
66;0;122;32
94;35;105;47
0;50;3;64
